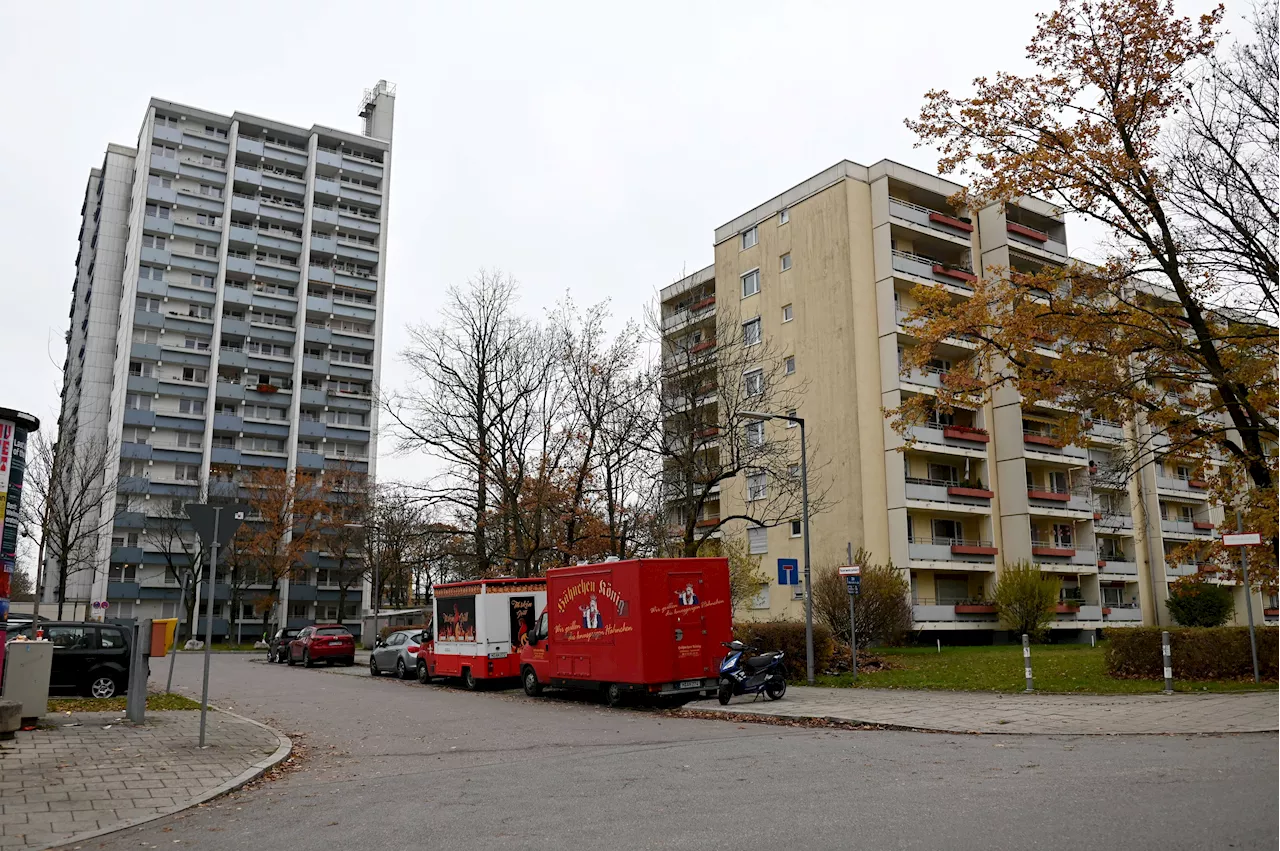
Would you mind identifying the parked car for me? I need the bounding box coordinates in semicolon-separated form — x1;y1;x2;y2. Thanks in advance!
369;629;425;679
266;628;302;664
8;621;137;698
288;625;355;667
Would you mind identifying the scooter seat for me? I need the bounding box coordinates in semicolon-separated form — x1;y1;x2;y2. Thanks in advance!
745;655;777;670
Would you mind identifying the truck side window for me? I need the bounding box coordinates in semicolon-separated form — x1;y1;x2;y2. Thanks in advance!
535;612;548;642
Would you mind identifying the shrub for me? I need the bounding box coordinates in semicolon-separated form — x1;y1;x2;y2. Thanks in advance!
735;619;834;681
1104;627;1278;680
813;555;912;649
1165;577;1235;627
993;561;1060;641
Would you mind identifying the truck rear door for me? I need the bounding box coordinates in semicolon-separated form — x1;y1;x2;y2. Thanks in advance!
668;571;707;683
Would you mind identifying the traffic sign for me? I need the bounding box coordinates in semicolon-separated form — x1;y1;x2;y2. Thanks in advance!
845;575;861;595
185;503;250;550
1222;532;1262;547
838;565;861;576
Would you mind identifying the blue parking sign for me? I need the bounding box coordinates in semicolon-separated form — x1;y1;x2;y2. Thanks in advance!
777;558;799;585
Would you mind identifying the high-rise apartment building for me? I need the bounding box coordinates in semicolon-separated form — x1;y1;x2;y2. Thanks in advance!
50;82;395;638
661;159;1271;636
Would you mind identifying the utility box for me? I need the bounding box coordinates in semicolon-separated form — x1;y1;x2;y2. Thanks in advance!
151;619;176;657
1;640;53;725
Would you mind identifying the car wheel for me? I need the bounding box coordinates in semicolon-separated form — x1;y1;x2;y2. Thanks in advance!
287;651;296;667
87;674;118;699
417;661;431;684
522;666;542;697
605;683;625;708
278;650;289;664
303;650;314;668
462;668;478;691
369;656;381;676
395;658;408;680
266;649;275;663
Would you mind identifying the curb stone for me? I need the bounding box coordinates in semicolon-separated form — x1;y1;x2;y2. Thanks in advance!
40;707;292;851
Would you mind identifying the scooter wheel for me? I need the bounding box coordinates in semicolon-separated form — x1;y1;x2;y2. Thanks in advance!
717;683;733;706
765;675;787;701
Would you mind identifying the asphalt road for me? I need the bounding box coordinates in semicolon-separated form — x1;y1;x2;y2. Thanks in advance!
63;652;1278;851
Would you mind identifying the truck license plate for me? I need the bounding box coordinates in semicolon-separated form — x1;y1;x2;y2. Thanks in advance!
679;679;701;689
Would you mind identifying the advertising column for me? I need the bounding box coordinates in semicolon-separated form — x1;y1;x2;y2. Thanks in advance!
0;407;40;686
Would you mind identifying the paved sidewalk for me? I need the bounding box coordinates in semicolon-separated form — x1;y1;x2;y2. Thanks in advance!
0;708;289;851
686;686;1279;735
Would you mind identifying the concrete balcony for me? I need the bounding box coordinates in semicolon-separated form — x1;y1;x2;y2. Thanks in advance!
1006;222;1068;258
1156;476;1210;499
1161;519;1216;538
908;537;997;567
1094;512;1134;531
1103;606;1143;622
313;205;339;226
888;198;974;241
1027;489;1093;516
907;424;990;457
904;478;993;510
911;600;999;624
1031;544;1098;570
1097;560;1138;576
1087;419;1124;442
890;250;976;291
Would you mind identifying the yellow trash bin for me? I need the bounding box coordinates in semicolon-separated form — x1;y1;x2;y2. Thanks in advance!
152;618;179;655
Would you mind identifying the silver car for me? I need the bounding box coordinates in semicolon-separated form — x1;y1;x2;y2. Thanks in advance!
369;629;425;679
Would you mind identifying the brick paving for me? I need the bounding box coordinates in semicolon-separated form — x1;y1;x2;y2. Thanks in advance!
688;686;1279;734
0;709;287;851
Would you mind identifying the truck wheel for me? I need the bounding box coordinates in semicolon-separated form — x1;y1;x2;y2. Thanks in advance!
522;667;542;697
717;683;733;706
462;668;478;690
417;661;431;684
605;683;625;708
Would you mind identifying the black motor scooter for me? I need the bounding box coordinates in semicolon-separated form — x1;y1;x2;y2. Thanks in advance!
717;640;787;705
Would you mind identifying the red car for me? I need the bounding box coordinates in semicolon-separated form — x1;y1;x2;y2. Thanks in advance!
288;625;356;667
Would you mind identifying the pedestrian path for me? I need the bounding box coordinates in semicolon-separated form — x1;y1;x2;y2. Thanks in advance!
686;686;1279;735
0;708;289;851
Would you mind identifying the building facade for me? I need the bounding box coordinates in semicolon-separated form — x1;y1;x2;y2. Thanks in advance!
49;83;395;639
660;159;1269;637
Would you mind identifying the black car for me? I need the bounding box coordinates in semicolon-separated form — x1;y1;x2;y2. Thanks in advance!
266;627;302;664
10;621;135;698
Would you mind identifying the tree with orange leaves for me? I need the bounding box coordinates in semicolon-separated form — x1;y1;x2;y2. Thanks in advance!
897;0;1277;590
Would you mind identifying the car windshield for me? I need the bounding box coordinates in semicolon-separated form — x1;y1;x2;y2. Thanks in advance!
316;627;350;637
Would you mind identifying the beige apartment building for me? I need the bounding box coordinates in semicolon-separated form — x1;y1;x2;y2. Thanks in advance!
660;159;1273;638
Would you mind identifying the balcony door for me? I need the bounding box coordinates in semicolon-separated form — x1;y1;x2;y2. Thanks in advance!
932;518;963;544
936;576;970;605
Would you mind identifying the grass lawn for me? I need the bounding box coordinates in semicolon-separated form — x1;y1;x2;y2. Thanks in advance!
815;644;1278;694
47;693;203;713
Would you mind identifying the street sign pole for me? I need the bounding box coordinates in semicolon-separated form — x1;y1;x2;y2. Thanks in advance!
1234;512;1260;684
839;565;861;680
199;510;220;748
165;569;187;694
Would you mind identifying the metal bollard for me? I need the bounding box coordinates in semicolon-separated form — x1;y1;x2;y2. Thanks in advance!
1162;631;1174;694
1022;634;1034;692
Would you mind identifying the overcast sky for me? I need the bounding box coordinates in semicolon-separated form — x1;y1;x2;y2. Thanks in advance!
0;0;1224;489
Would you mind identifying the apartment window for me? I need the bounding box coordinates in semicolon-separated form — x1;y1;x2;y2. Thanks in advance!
193;243;217;257
150;143;176;159
243;437;284;453
304;346;325;359
199;184;223;199
211;435;235;449
174;463;201;482
929;463;959;483
780;253;792;272
125;393;151;411
188;304;213;319
108;563;138;581
121;427;148;445
119;460;149;477
741;226;758;250
744;369;764;397
184;337;211;351
155;115;179;129
785;409;798;427
144;203;170;219
746;471;767;502
197;154;226;168
128;360;155;378
214;403;237;416
181;367;208;383
782;304;793;323
190;274;215;289
790;519;802;538
111;532;140;549
932;518;963;543
178;399;206;415
244;404;287;420
785;356;795;375
147;176;172;189
173;431;202;448
747;526;769;555
141;234;164;249
743;318;761;347
325;410;367;426
332;349;370;365
135;295;162;312
779;208;789;225
788;463;801;479
741;269;760;298
204;125;228;139
195;213;221;226
745;420;765;447
138;266;165;281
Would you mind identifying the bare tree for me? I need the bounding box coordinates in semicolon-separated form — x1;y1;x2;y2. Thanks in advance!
654;305;824;556
321;463;373;623
384;271;532;576
23;431;119;619
139;500;204;642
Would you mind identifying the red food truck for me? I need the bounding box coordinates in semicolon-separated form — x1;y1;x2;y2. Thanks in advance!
418;577;547;689
518;557;732;706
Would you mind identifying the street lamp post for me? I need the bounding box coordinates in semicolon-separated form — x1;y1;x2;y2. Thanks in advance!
742;410;814;685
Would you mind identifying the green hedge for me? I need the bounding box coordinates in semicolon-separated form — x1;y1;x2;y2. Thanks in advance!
1104;627;1278;680
735;620;835;681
